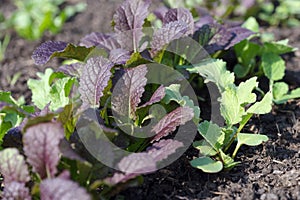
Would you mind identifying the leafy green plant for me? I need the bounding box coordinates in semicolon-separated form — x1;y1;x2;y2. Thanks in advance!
234;17;300;104
182;59;271;172
3;0;86;40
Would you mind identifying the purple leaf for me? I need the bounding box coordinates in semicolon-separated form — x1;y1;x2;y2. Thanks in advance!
139;85;165;108
147;139;184;162
79;57;113;107
23;122;64;179
80;32;121;51
151;106;194;142
163;8;194;35
194;15;215;29
1;182;31;200
194;23;253;54
109;48;131;65
113;0;150;51
118;153;157;174
57;62;82;77
151;21;189;56
104;173;138;186
0;148;30;184
40;177;91;200
153;6;169;21
32;41;67;65
112;65;147;119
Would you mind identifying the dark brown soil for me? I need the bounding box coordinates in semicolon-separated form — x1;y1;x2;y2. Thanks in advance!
0;1;299;200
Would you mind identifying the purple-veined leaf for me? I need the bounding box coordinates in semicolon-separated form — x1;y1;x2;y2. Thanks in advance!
79;57;113;107
1;182;31;200
118;153;157;174
23;122;64;179
139;85;165;108
193;23;253;54
0;148;30;184
153;6;169;21
105;139;183;185
32;42;95;65
109;48;131;65
40;177;91;200
151;106;194;142
112;65;147;119
113;0;150;51
32;41;67;65
80;32;121;51
147;139;184;162
163;8;194;35
57;62;82;77
151;21;189;56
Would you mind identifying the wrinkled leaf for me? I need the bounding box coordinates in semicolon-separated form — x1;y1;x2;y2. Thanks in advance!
32;41;95;65
151;21;188;56
112;65;148;119
32;41;67;65
113;0;150;51
1;182;31;200
109;48;131;65
190;157;223;173
151;106;194;142
79;57;113;107
80;32;120;51
23;122;64;178
139;85;166;108
28;68;53;110
57;62;82;77
0;148;30;184
118;153;157;174
163;8;194;34
147;139;184;162
40;177;91;200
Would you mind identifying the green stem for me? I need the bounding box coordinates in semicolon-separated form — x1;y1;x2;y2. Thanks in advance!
224;113;253;153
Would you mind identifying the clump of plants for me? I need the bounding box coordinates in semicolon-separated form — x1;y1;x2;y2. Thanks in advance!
0;0;299;199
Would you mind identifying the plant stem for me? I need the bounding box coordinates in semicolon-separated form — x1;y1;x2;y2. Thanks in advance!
224;113;253;153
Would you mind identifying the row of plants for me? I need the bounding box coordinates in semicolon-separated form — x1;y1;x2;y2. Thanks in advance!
0;0;299;199
0;0;86;62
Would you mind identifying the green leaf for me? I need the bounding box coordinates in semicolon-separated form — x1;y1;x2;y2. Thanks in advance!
261;53;285;81
247;92;272;114
49;77;73;111
51;44;95;62
242;17;259;33
57;104;77;140
236;77;258;105
220;87;245;125
125;52;152;68
28;68;53;110
0;91;17;105
184;59;234;92
193;140;217;156
234;40;260;73
233;64;251;78
219;149;239;169
237;133;268;146
198;121;224;150
190;157;223;173
163;84;200;121
273;82;289;100
274;84;300;104
262;39;297;55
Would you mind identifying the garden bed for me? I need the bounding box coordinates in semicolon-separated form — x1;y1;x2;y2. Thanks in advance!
0;0;299;199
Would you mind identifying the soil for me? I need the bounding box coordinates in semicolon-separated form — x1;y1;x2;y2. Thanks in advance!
0;0;299;200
